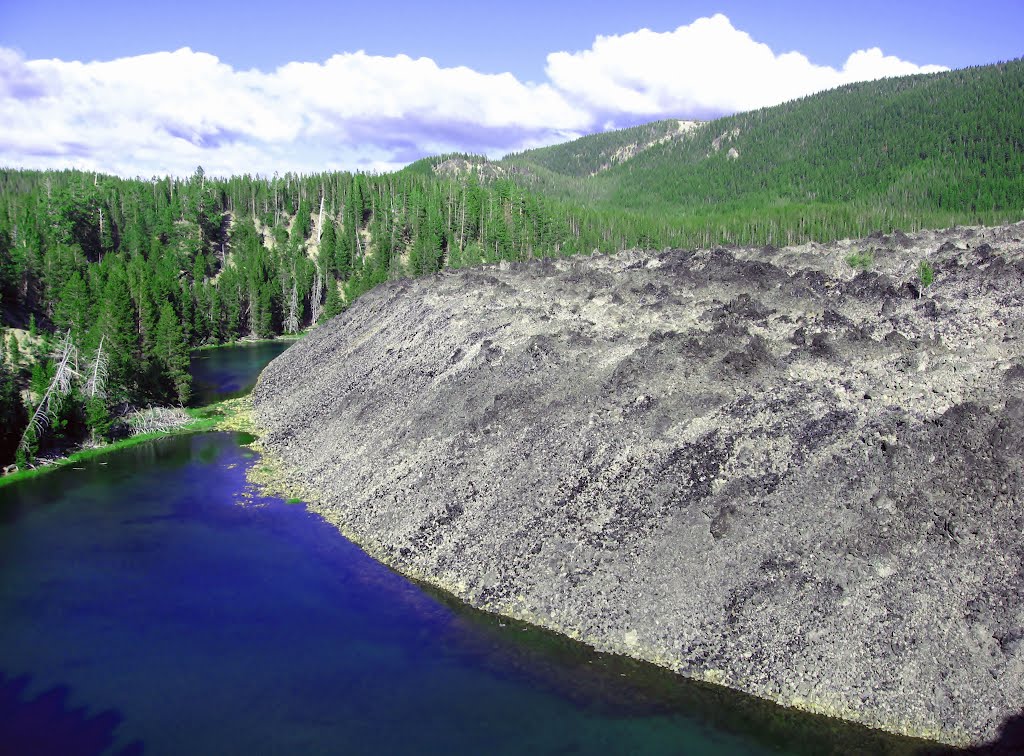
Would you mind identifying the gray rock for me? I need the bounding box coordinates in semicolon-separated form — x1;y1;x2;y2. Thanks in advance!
252;223;1024;747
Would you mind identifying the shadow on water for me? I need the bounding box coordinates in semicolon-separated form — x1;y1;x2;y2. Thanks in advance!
0;432;990;755
416;585;966;756
0;673;142;756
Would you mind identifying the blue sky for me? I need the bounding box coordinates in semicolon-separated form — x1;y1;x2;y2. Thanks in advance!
1;1;1020;176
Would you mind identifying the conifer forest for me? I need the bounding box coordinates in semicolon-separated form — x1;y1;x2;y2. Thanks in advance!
1;58;1022;466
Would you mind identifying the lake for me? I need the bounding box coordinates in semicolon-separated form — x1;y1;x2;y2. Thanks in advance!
189;340;294;405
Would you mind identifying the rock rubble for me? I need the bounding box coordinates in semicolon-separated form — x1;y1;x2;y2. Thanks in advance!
252;223;1024;746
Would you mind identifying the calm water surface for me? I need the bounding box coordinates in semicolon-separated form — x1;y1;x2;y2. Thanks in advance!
0;346;951;755
189;341;293;405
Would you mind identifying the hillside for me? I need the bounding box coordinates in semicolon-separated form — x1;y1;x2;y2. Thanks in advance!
506;59;1024;239
505;119;703;178
0;167;637;464
2;59;1023;466
253;222;1024;748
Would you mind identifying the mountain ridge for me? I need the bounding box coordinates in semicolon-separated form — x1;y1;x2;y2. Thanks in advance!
2;58;1022;465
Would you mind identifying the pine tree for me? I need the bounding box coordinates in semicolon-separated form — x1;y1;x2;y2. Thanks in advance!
320;219;337;275
0;348;27;465
322;276;343;321
154;301;191;405
84;395;112;442
0;229;16;308
82;336;112;443
53;270;91;332
8;333;21;375
96;265;138;399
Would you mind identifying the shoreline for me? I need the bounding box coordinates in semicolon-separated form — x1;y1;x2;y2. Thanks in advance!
238;399;965;751
0;390;979;750
2;337;287;490
246;225;1024;750
190;334;306;353
0;396;258;490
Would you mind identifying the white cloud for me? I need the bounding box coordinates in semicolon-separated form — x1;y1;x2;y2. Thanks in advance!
0;15;948;176
545;14;948;122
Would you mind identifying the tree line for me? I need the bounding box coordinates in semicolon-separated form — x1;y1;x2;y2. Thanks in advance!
2;59;1022;466
0;165;681;465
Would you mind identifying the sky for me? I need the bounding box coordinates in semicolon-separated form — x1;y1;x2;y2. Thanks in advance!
1;0;1021;178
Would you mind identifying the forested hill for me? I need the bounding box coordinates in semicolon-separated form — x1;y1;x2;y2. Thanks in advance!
0;165;659;465
0;58;1022;466
503;119;702;178
501;58;1024;242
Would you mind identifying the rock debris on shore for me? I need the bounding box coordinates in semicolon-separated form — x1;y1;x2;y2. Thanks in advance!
252;223;1024;747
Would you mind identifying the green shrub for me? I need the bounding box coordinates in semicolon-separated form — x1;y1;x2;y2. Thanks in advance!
845;249;874;271
918;260;935;292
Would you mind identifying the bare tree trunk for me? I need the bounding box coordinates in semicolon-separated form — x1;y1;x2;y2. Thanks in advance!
18;331;79;462
247;286;257;336
316;189;325;244
85;336;107;399
310;265;324;324
128;407;191;435
274;175;280;227
459;187;466;252
285;281;300;334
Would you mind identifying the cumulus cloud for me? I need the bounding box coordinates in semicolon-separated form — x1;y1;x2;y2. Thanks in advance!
546;14;948;123
0;15;948;176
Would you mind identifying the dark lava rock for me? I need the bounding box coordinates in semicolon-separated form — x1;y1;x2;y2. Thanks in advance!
253;223;1024;747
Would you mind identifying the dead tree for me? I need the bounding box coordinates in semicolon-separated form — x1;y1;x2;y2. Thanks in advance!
128;407;191;435
285;280;300;334
316;189;325;244
17;331;79;460
83;335;107;399
310;264;324;324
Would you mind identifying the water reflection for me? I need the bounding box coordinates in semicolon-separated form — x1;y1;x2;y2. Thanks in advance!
188;341;293;405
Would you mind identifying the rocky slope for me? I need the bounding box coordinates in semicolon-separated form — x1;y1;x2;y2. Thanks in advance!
252;223;1024;747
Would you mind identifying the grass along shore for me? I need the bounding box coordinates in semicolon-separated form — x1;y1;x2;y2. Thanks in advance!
0;396;259;490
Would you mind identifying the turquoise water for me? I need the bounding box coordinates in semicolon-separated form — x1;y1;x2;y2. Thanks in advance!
189;341;293;405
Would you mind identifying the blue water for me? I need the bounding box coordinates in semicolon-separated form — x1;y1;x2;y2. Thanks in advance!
0;434;951;755
189;341;293;405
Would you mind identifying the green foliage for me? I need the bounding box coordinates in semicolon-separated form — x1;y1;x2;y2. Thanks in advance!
845;249;875;271
322;276;343;322
0;352;27;464
0;230;15;307
85;395;113;443
96;264;138;399
918;260;935;290
8;334;20;372
507;120;685;178
0;59;1022;465
503;59;1024;244
154;301;191;405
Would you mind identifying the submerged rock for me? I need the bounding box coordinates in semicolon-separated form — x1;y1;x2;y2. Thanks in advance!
252;223;1024;747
